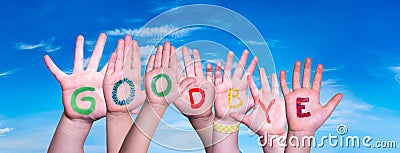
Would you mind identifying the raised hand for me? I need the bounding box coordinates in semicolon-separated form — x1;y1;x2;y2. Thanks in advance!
103;35;146;153
280;58;343;134
230;68;286;136
44;33;108;122
103;35;145;114
174;47;215;118
213;50;257;124
46;33;108;153
144;42;196;108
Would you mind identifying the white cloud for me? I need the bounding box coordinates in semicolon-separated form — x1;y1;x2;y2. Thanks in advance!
0;127;13;135
16;37;61;53
0;69;18;77
105;25;201;38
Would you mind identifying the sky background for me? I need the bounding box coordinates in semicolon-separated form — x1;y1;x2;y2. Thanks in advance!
0;0;399;152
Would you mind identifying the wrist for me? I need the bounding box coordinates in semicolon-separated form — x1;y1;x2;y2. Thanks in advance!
62;113;93;126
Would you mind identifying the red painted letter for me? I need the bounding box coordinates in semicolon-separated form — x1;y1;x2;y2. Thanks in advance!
296;97;311;118
189;88;205;109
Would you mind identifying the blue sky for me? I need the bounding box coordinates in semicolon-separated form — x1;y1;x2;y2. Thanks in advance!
0;0;399;152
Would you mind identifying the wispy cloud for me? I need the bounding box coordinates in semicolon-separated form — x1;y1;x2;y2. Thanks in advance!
106;25;201;38
389;66;400;83
0;127;13;136
16;37;61;53
0;69;19;77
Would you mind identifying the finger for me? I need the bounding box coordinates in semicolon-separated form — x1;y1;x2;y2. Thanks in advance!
169;46;183;80
214;62;223;86
154;45;163;68
182;46;195;77
132;40;141;69
124;35;133;69
246;97;255;113
131;109;139;114
230;112;253;128
223;51;234;81
312;64;323;92
87;33;107;71
233;50;249;79
115;39;125;71
73;35;84;73
243;56;258;79
146;55;155;72
161;41;170;68
259;67;271;93
280;70;290;97
44;55;67;82
292;61;301;90
247;75;260;101
271;73;279;95
100;62;108;75
323;93;343;120
302;58;312;88
105;52;117;76
193;49;204;77
179;77;197;94
206;63;213;82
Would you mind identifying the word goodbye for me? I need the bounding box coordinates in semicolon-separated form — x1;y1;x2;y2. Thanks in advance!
228;88;243;108
151;74;172;97
296;97;311;118
71;87;96;115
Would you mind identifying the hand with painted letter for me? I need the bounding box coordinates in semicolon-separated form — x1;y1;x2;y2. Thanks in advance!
144;42;196;108
173;47;215;152
45;33;107;122
230;68;286;153
103;35;145;114
212;50;257;153
102;35;145;153
230;69;286;136
281;58;343;152
45;33;108;153
174;47;215;119
213;50;257;124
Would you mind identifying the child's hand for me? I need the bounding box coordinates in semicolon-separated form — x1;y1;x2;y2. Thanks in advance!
103;35;145;114
44;33;108;123
214;51;257;124
174;47;215;119
144;42;196;109
230;68;286;136
280;58;343;134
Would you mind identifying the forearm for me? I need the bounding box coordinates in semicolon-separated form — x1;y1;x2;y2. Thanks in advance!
284;131;315;153
119;100;167;153
189;114;214;153
212;120;240;153
106;112;133;153
48;113;92;153
261;133;287;153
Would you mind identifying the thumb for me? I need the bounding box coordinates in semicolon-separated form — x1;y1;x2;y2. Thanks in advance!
230;112;252;128
323;93;343;119
178;77;197;94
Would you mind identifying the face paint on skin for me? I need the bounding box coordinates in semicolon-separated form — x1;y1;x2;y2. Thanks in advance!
188;88;205;109
151;74;172;97
71;87;96;115
228;88;243;109
259;99;275;123
296;97;311;118
112;78;135;106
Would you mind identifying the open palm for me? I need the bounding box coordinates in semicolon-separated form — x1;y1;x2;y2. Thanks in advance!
103;35;145;113
44;33;108;122
214;51;257;123
280;58;343;133
231;68;286;136
174;47;215;118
